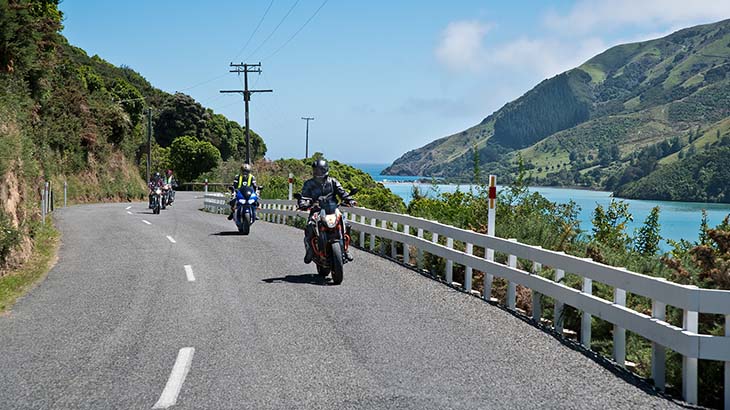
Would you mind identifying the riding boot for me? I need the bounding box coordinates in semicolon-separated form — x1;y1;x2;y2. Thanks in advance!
227;207;235;220
303;237;314;264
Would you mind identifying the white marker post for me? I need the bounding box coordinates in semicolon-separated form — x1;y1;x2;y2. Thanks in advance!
288;173;293;200
64;181;67;207
204;178;208;195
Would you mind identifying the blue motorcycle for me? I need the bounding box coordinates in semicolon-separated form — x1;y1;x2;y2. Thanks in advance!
234;185;259;235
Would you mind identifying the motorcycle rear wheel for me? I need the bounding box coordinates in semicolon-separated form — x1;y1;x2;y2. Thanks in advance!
330;242;344;285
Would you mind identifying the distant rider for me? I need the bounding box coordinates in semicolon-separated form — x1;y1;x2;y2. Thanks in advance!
148;172;164;208
163;169;178;204
228;163;259;220
298;159;356;264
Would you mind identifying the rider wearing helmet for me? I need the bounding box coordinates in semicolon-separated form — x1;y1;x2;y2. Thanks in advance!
164;169;178;204
148;172;164;208
298;159;356;264
228;163;259;220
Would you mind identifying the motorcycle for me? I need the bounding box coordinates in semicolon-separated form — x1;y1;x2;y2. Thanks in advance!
232;185;260;235
295;188;358;285
161;184;173;209
151;187;163;214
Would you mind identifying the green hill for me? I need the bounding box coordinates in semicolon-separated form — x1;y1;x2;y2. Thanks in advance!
0;0;265;272
383;19;730;201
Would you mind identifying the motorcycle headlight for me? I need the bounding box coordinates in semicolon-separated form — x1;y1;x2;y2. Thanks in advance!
248;199;256;204
238;199;246;204
324;214;338;228
155;189;162;195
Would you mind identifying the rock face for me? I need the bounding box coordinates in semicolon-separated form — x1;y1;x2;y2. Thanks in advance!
384;19;730;194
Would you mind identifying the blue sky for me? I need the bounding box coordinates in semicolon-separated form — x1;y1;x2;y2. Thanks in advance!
59;1;730;164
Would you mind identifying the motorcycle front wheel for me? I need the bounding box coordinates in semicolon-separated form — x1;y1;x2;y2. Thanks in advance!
330;241;344;285
316;264;330;277
242;212;252;235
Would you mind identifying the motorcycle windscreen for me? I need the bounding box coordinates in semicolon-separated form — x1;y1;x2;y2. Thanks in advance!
239;186;255;200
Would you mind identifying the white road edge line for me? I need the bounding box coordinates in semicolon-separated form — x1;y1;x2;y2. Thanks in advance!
125;206;132;210
166;235;176;243
184;265;195;282
152;347;195;409
127;211;133;215
142;220;151;225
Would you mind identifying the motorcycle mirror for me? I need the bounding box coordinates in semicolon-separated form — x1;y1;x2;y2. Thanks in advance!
349;188;359;196
293;193;302;200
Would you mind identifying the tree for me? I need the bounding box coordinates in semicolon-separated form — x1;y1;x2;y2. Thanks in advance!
592;200;632;250
169;136;221;181
634;206;661;256
154;93;209;147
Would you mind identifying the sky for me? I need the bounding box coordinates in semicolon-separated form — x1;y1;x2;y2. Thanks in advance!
59;1;730;164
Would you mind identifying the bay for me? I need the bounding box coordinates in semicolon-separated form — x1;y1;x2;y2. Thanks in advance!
350;163;730;250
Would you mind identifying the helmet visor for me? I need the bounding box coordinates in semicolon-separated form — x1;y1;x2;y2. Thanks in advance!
313;167;327;178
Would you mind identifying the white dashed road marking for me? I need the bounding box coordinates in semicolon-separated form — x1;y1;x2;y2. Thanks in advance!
142;220;151;225
152;347;195;409
166;236;176;243
125;206;132;210
184;265;195;282
127;211;133;215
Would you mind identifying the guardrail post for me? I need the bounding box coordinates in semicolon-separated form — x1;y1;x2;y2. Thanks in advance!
581;277;592;349
288;173;293;201
64;181;67;207
446;238;454;285
204;179;208;194
277;204;282;224
554;269;565;334
41;182;46;225
682;295;698;405
725;314;730;408
391;222;398;259
464;242;472;293
507;239;517;311
532;262;542;322
403;224;410;265
651;298;666;391
380;220;387;254
613;287;626;368
359;215;366;247
431;232;439;277
416;228;424;269
369;218;377;252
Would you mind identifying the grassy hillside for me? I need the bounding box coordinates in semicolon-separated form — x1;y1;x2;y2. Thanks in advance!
384;19;730;201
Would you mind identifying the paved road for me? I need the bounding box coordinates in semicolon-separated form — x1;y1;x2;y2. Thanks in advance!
0;192;683;409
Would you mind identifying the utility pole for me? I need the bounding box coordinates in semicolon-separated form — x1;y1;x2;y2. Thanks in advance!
301;117;314;158
220;62;272;164
147;107;152;183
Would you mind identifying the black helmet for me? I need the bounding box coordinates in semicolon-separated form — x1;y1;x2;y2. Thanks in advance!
241;163;252;174
153;172;161;179
312;159;329;181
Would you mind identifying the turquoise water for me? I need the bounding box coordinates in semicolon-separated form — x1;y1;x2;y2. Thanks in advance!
350;163;730;249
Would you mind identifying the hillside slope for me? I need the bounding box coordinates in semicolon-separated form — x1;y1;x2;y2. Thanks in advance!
384;19;730;199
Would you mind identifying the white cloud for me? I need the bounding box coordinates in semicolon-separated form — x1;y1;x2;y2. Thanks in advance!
490;37;607;78
435;20;491;72
544;0;730;34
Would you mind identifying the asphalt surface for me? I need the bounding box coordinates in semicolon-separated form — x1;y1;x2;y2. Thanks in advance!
0;192;685;409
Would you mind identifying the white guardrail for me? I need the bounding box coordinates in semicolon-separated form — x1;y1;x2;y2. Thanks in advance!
203;193;730;406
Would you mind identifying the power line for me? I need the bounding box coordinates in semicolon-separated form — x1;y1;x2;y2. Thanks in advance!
245;0;301;60
177;72;229;92
263;0;329;61
233;0;275;59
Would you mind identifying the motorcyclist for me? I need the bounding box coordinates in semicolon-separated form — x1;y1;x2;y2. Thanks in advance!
298;159;356;264
163;169;178;205
227;163;259;220
148;172;164;208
